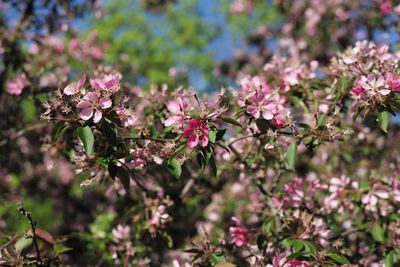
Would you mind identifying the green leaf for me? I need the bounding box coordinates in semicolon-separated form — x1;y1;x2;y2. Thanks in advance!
77;126;94;156
302;241;317;256
14;233;33;256
161;232;173;249
285;141;297;170
53;243;73;255
385;250;395;267
317;114;326;128
327;253;350;264
22;97;37;124
167;159;182;178
218;115;242;128
371;223;385;242
377;111;389;133
291;240;304;253
210;254;226;264
116;167;130;192
209;130;216;143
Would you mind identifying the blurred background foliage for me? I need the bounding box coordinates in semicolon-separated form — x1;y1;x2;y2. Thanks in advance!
81;0;280;91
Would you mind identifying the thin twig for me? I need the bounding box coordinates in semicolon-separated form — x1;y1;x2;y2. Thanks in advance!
17;202;41;262
0;122;48;147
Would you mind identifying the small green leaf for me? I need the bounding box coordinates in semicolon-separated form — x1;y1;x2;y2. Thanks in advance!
211;254;226;264
291;240;304;253
161;232;173;248
285;141;297;170
302;241;317;256
327;253;350;264
371;223;385;242
167;159;182;178
22;97;37;124
218;115;242;128
317;114;326;128
377;111;389;133
15;233;33;256
385;250;395;267
209;130;216;143
77;126;94;156
53;243;73;255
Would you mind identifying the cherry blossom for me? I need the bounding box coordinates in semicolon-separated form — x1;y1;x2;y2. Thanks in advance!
6;74;29;95
183;118;209;148
77;92;112;123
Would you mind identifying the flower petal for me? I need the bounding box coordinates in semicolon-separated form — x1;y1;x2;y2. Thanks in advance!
99;97;112;109
187;134;199;148
80;107;93;120
93;110;102;123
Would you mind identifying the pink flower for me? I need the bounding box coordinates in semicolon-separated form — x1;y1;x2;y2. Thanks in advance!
379;0;392;15
183;119;209;148
229;217;249;247
6;74;28;95
77;92;112;123
63;74;86;95
385;72;400;92
112;224;131;241
164;97;188;127
351;84;365;96
90;74;120;93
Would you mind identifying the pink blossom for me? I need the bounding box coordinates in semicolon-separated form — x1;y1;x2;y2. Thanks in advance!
183;119;209;148
385;72;400;92
150;205;170;227
229;217;249;247
350;84;365;96
112;224;131;241
63;74;86;95
6;74;28;95
77;92;112;123
379;0;392;15
90;74;120;93
115;107;138;128
164;97;188;127
129;148;146;170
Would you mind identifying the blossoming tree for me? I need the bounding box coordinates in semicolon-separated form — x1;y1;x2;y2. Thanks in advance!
1;0;400;266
